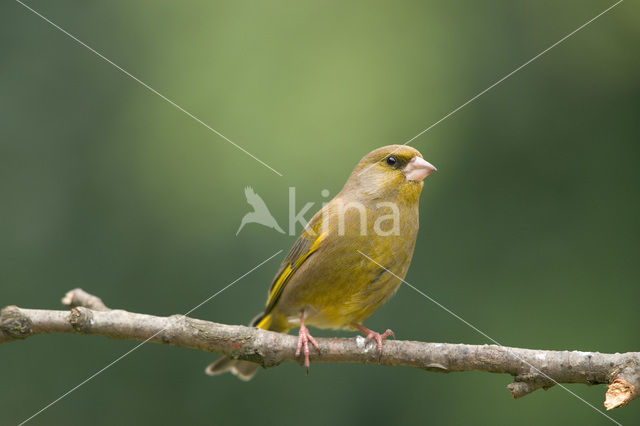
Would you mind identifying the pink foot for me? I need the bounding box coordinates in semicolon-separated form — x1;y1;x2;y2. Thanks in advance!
355;324;395;352
295;316;319;374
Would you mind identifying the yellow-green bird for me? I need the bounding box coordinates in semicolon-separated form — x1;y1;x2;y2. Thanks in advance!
207;145;436;380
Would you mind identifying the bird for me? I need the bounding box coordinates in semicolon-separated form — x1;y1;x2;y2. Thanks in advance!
236;186;285;235
207;145;436;380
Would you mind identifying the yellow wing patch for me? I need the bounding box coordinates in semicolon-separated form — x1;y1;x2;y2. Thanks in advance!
262;232;326;318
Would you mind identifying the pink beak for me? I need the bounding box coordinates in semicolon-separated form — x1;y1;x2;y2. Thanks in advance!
404;156;437;181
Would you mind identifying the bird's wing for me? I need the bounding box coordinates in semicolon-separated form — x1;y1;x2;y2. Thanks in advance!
244;186;268;211
262;218;327;317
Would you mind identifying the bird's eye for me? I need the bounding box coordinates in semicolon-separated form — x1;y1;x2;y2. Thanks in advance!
386;156;397;166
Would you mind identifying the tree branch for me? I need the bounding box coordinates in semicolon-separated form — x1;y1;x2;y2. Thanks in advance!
1;289;638;410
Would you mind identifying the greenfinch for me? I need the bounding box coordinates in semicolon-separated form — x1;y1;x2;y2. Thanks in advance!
207;145;436;380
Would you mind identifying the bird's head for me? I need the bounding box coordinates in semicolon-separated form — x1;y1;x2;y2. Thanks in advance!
342;145;436;202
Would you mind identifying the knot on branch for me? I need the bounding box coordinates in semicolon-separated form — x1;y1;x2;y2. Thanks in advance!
0;306;33;339
69;307;95;333
508;374;556;399
62;288;109;311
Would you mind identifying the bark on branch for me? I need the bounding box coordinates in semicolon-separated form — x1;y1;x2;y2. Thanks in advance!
1;289;638;410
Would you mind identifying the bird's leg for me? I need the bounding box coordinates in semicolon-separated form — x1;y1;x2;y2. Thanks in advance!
354;324;395;352
295;314;319;374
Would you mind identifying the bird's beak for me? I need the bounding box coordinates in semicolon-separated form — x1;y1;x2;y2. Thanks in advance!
404;156;437;182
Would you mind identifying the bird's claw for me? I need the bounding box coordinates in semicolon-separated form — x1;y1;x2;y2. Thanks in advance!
365;329;395;352
356;324;394;352
295;323;319;374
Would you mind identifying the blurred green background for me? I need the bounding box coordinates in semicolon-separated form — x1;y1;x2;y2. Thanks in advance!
1;0;638;424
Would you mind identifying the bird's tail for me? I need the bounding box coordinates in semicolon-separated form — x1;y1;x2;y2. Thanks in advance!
205;312;284;381
204;356;259;381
